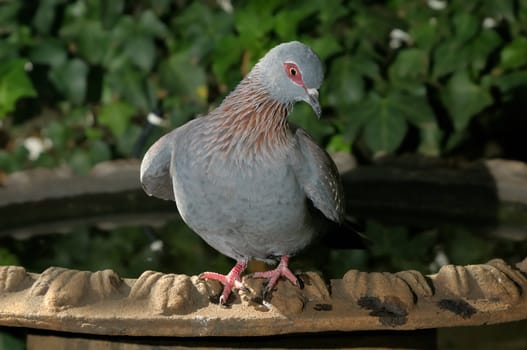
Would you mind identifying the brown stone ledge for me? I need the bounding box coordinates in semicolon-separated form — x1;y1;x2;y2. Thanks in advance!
0;258;526;337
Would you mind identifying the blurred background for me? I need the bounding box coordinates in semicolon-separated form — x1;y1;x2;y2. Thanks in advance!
0;0;526;348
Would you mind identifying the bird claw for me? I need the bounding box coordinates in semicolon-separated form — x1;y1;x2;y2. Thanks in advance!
199;261;248;305
251;256;299;296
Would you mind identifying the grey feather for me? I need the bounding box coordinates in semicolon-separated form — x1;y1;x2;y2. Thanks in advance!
292;128;345;223
139;130;177;201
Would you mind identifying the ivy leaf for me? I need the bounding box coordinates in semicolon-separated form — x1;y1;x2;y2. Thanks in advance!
125;35;156;71
105;67;154;111
29;39;67;67
467;29;502;73
441;71;492;131
0;59;37;118
159;51;208;107
32;0;61;34
432;41;467;79
391;92;441;156
453;13;479;44
391;93;435;127
363;94;407;155
389;48;429;93
389;48;429;82
500;36;527;70
98;100;136;137
324;56;365;108
60;20;111;65
49;58;88;105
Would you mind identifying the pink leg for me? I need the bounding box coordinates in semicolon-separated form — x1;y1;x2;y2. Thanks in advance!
252;256;299;292
199;260;248;304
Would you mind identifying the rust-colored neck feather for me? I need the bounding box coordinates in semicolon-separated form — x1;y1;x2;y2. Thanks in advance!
202;69;293;163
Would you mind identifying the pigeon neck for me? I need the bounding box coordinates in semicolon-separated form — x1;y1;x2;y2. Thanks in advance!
209;73;294;161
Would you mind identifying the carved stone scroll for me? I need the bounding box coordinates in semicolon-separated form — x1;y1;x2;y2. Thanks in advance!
0;258;525;337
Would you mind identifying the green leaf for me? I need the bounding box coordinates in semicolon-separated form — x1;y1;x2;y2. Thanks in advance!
43;120;69;151
0;247;19;265
68;149;92;175
138;10;168;38
391;93;435;126
0;59;37;118
0;1;22;28
389;93;441;156
417;122;443;156
116;124;142;156
389;48;429;93
481;0;515;23
342;99;377;143
467;29;503;73
98;100;136;137
441;71;493;131
410;19;440;52
274;2;319;40
60;20;111;64
432;41;467;79
160;51;208;106
29;40;67;67
389;48;429;82
453;13;479;44
49;58;88;105
105;67;155;111
306;36;341;61
326;134;351;153
500;36;527;70
100;0;124;29
125;35;156;71
490;71;527;95
235;3;277;41
33;0;63;34
363;94;408;154
325;56;365;107
89;139;112;164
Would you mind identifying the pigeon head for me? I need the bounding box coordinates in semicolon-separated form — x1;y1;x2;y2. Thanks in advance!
255;41;324;117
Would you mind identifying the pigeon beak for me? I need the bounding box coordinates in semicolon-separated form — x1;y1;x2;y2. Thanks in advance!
305;88;321;118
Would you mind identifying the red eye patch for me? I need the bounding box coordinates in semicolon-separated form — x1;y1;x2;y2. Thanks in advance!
284;62;304;86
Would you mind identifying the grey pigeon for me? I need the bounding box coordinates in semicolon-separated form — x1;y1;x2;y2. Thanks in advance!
140;41;347;304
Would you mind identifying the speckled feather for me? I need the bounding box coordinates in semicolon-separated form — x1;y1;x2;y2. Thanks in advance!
140;41;344;265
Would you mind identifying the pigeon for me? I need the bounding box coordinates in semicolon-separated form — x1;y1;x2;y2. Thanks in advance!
140;41;352;304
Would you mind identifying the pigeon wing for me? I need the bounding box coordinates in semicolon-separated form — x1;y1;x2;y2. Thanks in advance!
292;128;345;223
139;130;177;201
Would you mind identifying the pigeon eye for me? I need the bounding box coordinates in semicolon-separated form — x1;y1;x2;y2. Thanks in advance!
284;62;303;86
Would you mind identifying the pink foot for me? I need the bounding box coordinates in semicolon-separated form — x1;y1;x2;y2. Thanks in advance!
199;260;248;304
252;256;300;292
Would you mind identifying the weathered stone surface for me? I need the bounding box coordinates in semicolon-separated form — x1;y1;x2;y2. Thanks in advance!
129;271;211;315
0;265;31;292
431;263;522;303
0;258;525;337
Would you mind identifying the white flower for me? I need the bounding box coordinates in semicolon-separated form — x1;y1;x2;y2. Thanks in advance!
482;17;497;29
147;112;166;127
429;248;449;272
150;240;164;252
217;0;233;13
428;0;447;10
24;61;33;72
389;28;412;49
23;136;53;161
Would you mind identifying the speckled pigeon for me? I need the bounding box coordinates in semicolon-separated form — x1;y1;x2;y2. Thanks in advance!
140;41;353;304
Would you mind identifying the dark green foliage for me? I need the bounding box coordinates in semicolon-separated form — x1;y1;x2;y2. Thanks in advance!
0;0;526;171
